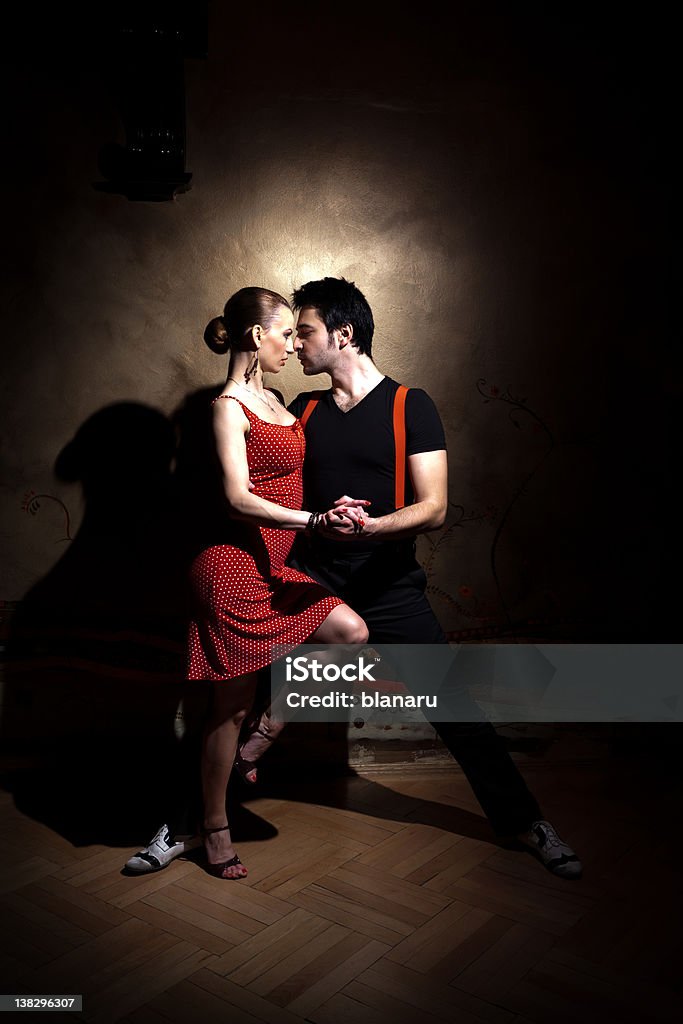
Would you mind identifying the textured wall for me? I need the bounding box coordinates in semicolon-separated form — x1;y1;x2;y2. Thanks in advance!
1;5;673;643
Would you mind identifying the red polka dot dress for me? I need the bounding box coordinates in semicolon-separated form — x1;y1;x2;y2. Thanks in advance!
187;397;343;680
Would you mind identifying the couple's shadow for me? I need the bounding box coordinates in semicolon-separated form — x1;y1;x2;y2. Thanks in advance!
1;393;212;847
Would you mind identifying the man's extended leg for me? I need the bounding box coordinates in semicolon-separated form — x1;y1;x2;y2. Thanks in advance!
350;557;581;879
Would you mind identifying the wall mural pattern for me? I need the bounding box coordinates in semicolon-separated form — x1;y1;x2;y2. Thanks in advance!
21;490;74;543
418;379;569;642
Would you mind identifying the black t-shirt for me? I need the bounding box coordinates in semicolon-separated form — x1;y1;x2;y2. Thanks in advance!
288;376;446;553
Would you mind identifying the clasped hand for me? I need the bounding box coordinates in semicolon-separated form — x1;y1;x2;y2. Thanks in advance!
319;496;372;539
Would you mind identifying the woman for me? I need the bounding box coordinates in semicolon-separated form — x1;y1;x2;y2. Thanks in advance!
189;286;368;879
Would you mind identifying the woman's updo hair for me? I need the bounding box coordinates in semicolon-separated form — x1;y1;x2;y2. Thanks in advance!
204;286;291;354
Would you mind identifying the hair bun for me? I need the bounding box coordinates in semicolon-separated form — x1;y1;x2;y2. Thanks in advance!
204;315;230;354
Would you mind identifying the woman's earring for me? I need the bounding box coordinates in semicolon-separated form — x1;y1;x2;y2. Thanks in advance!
245;355;259;381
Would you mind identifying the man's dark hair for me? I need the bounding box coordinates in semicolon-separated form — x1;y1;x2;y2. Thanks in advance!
291;277;375;357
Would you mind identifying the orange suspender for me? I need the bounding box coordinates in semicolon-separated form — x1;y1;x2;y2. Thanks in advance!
300;397;320;429
300;385;410;510
393;384;409;509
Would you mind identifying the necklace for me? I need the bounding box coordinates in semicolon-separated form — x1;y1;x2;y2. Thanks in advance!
227;377;281;416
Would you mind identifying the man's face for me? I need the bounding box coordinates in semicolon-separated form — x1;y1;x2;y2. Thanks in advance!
294;306;336;375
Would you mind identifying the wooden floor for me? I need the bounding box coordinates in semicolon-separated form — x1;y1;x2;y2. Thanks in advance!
0;741;681;1024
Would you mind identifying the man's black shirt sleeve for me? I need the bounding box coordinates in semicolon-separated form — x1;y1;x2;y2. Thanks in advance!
405;388;446;456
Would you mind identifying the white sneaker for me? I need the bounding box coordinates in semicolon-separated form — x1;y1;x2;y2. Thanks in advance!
520;819;583;879
124;824;200;874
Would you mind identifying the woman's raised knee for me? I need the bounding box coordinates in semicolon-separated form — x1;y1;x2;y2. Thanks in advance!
311;605;369;644
337;608;369;644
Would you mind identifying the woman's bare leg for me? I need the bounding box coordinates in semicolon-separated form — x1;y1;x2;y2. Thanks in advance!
202;673;257;877
237;604;368;774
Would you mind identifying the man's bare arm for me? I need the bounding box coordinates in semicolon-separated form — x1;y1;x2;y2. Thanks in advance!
321;450;447;540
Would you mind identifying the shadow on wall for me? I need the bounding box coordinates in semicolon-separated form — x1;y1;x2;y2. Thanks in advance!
1;401;208;844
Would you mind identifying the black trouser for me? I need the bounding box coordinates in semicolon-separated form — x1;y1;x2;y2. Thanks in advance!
290;539;542;837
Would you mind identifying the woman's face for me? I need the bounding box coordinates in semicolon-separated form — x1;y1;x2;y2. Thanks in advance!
259;306;295;373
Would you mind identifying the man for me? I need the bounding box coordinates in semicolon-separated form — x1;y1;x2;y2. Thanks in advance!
128;278;581;880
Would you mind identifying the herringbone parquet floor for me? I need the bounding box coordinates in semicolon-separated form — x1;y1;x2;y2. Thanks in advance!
0;740;681;1024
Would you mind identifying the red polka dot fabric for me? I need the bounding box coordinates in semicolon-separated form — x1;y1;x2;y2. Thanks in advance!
187;397;343;680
